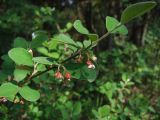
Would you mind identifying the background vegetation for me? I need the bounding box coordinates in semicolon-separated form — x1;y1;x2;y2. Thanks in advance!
0;0;160;119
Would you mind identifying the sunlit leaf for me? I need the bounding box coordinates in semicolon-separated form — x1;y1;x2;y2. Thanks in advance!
0;83;19;101
73;20;89;34
106;16;128;35
19;86;40;102
8;48;34;66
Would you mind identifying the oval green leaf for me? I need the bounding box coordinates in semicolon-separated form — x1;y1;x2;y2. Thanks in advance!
19;86;40;102
8;48;34;66
106;16;128;35
73;20;89;34
121;1;157;24
74;20;99;41
0;83;19;101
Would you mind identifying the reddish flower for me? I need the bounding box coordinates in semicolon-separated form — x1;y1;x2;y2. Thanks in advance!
54;71;63;79
86;60;92;65
86;60;95;69
65;72;71;80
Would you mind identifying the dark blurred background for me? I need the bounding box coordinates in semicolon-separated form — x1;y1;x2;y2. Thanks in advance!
0;0;160;54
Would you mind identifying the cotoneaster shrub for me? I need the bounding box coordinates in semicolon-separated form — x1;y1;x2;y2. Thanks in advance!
0;1;157;120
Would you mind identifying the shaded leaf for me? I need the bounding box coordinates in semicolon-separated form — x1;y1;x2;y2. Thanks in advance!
72;102;82;116
33;57;55;65
31;30;49;48
14;69;30;82
121;1;156;24
13;37;28;49
54;34;77;46
81;65;98;82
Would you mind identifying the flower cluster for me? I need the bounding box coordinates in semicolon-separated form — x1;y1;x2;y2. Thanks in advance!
54;71;71;81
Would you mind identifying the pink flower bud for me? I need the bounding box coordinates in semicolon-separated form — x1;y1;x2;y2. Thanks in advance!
65;72;71;80
54;71;63;79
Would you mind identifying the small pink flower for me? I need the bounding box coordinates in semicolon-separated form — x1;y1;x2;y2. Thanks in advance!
54;71;63;79
86;60;95;69
65;72;71;80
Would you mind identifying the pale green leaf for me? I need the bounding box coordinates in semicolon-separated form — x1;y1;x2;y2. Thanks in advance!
74;20;99;41
73;20;89;34
0;83;19;100
8;48;34;66
19;86;40;102
106;16;128;35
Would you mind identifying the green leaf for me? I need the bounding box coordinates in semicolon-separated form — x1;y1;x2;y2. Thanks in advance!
121;1;157;24
33;57;55;65
47;38;58;50
37;47;48;55
54;34;77;46
37;47;60;59
31;30;49;48
76;41;83;48
88;34;98;41
8;48;34;66
73;20;89;34
19;86;40;102
106;16;128;35
72;102;82;116
48;52;60;59
73;20;99;41
13;37;28;49
98;105;110;117
83;40;92;48
0;83;19;101
14;69;30;82
36;64;46;72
